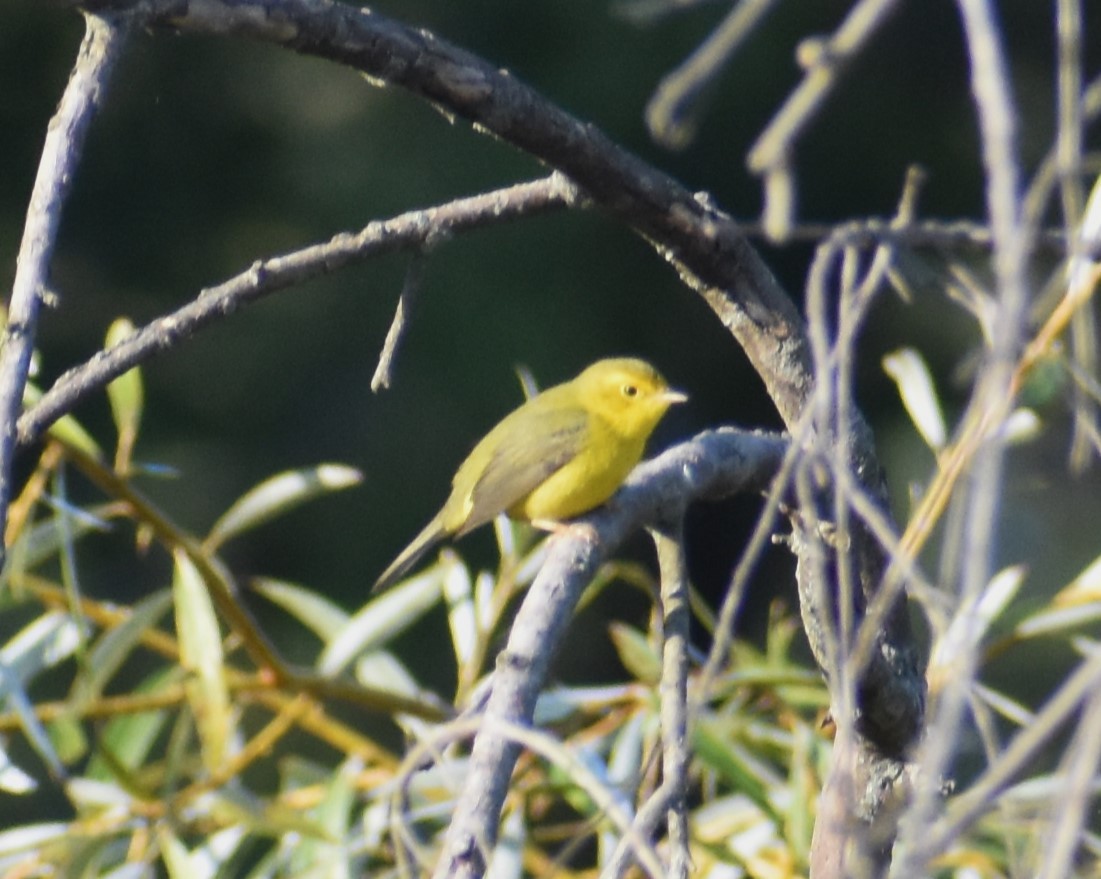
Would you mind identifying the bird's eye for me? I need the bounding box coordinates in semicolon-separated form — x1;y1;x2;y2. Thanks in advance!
622;384;639;397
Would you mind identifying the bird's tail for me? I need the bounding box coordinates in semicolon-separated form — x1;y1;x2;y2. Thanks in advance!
371;515;446;594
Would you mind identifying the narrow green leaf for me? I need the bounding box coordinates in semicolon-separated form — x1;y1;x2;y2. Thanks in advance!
1015;603;1101;641
173;550;230;772
606;712;646;786
607;622;661;685
0;823;69;859
318;569;442;674
71;589;172;708
1;611;81;682
88;666;179;781
0;661;63;778
883;347;946;452
931;565;1025;682
291;760;357;871
6;503;111;574
0;613;77;774
66;776;137;810
354;651;421;699
105;317;144;472
693;720;782;823
46;715;87;763
441;552;476;667
252;577;349;640
205;464;363;551
1053;552;1101;607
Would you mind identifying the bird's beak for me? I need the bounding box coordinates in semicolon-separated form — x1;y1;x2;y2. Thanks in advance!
662;389;689;405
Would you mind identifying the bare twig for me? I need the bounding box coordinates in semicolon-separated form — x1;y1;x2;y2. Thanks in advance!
895;2;1030;873
1036;683;1101;879
18;174;580;447
646;0;782;148
694;419;802;702
745;0;904;236
916;645;1101;863
594;519;697;879
371;253;428;392
0;13;129;556
651;522;692;879
1053;0;1098;473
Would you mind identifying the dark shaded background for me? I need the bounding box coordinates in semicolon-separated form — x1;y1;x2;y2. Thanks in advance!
2;0;1099;786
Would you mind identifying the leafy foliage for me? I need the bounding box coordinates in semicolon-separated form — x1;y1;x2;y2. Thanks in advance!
2;342;1101;878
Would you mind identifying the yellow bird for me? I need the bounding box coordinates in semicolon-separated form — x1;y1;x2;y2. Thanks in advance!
372;358;686;592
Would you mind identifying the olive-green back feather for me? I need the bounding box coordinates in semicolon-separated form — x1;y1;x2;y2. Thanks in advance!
453;402;589;535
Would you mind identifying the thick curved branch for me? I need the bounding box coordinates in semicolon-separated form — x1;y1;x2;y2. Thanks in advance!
81;0;811;426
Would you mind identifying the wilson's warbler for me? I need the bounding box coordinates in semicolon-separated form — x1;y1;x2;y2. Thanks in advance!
372;358;686;592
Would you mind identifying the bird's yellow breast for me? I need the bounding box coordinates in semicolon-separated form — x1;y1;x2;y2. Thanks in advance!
509;415;645;521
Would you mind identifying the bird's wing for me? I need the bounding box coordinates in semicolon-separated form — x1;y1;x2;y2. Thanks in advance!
457;405;589;535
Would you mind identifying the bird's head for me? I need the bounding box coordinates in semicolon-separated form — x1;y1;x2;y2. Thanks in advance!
575;358;687;439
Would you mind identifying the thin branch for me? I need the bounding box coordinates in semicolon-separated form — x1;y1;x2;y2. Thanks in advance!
1036;683;1101;879
746;0;904;174
896;2;1029;871
0;13;129;555
916;645;1101;863
599;773;681;879
18;174;580;447
432;428;787;879
754;219;1073;254
695;410;807;703
1053;0;1097;473
646;0;782;148
651;522;692;879
371;253;428;392
745;0;904;235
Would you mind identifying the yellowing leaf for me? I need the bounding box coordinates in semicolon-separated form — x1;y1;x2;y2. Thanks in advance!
1053;553;1101;607
883;347;946;452
607;622;660;685
172;550;230;772
105;318;143;473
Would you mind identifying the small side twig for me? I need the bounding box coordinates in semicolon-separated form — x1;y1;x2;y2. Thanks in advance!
371;253;428;392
